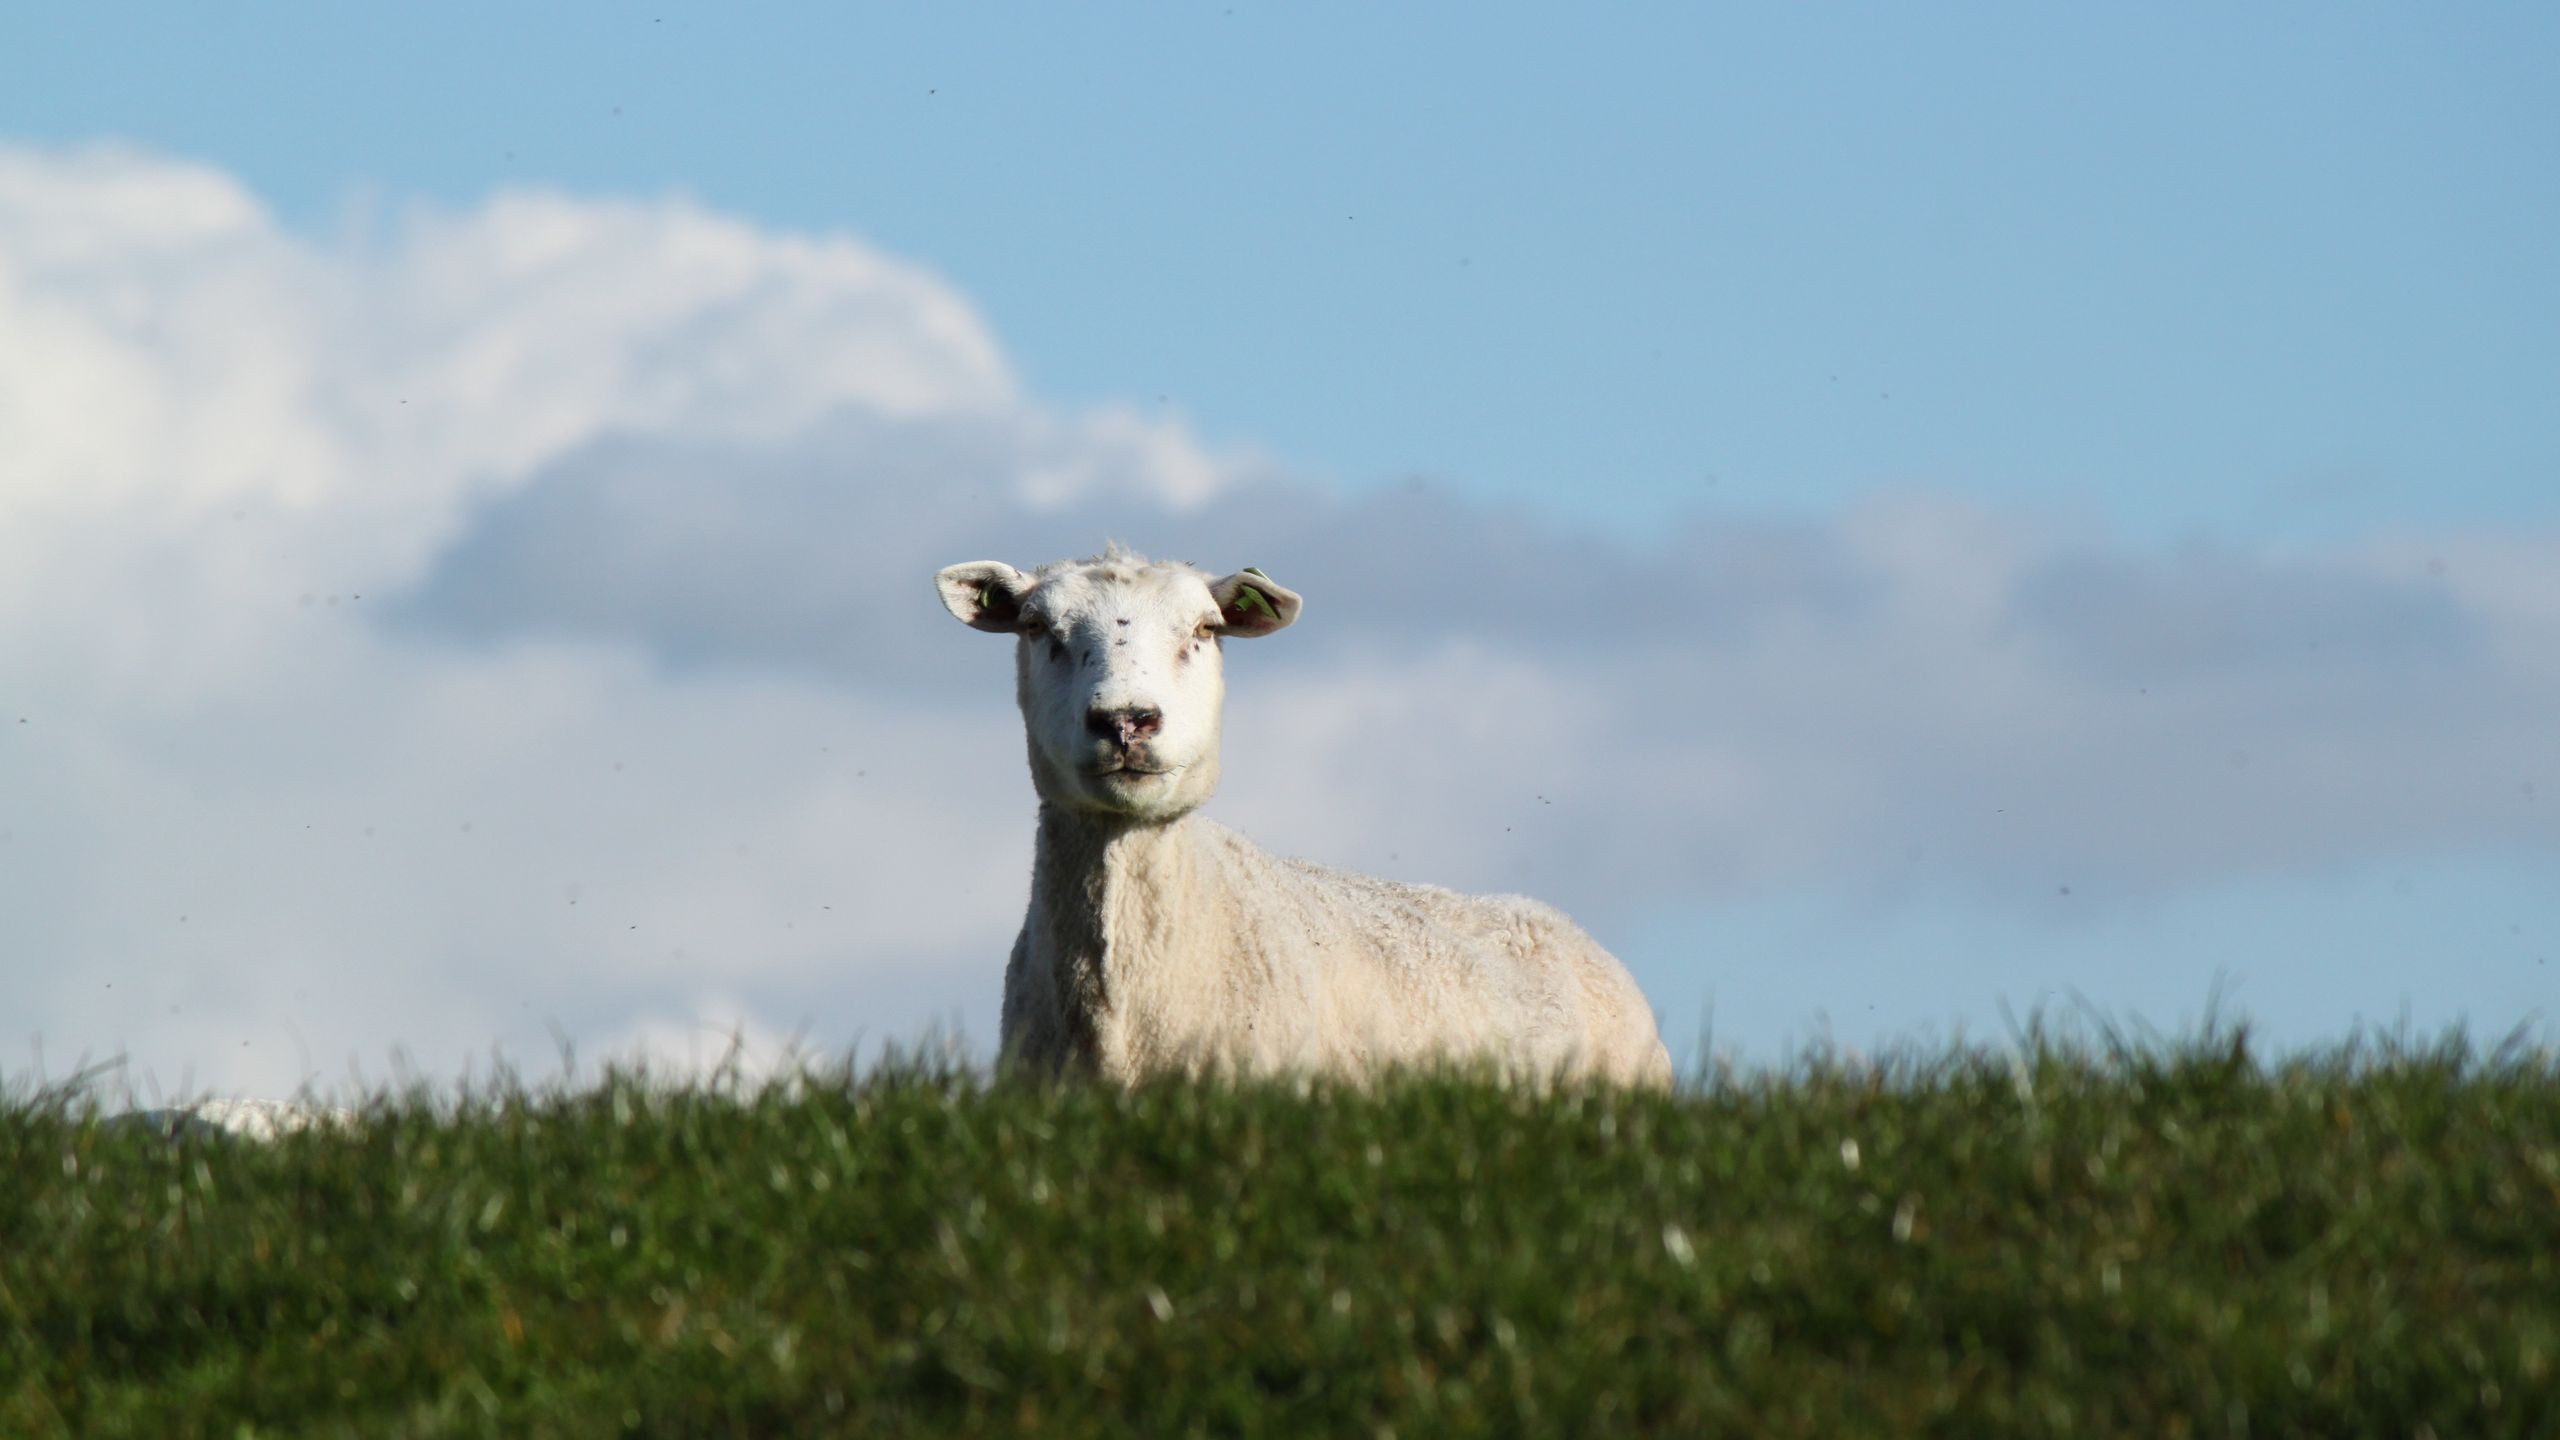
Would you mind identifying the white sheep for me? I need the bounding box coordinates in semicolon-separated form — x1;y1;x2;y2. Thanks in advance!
936;544;1673;1087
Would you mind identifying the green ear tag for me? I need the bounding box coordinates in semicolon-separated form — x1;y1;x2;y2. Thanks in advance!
1243;566;1268;579
977;584;995;610
1233;586;1273;617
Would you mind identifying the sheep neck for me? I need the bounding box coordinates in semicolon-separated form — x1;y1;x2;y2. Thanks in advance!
1029;805;1208;1022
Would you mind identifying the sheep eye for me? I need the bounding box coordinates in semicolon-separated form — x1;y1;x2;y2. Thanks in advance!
1194;621;1219;642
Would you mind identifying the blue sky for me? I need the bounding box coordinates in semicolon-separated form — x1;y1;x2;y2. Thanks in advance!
2;5;2554;1092
14;4;2555;535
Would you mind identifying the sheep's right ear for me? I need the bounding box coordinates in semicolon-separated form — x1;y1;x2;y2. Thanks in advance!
936;562;1030;633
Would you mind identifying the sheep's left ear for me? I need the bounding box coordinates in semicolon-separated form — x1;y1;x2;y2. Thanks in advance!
1209;566;1301;638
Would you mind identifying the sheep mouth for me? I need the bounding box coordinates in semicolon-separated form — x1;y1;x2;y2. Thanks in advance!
1089;762;1175;779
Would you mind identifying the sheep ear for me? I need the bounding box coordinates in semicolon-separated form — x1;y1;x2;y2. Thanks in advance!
936;562;1030;633
1209;566;1301;638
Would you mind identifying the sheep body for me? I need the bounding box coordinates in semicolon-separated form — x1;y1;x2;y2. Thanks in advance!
1005;813;1673;1085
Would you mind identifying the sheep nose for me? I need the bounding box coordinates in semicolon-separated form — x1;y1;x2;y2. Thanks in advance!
1087;706;1162;746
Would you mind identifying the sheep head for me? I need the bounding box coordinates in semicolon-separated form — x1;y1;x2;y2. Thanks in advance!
937;548;1301;822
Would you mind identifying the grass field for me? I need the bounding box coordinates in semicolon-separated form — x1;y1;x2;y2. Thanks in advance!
5;1025;2557;1437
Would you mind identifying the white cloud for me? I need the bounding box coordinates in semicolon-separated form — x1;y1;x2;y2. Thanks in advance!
0;142;1015;524
5;142;2554;1099
410;446;2558;907
0;142;1229;1098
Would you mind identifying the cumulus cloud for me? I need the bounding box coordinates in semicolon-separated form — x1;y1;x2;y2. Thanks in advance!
0;142;1232;1098
4;141;2553;1098
405;443;2560;908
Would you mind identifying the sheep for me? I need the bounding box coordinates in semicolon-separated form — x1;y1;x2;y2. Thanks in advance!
935;544;1673;1088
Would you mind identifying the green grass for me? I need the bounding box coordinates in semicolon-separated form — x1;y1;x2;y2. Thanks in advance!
5;1026;2558;1437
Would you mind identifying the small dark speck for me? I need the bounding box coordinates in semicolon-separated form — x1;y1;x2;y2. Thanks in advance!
856;769;866;778
2057;885;2071;898
2426;556;2447;577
